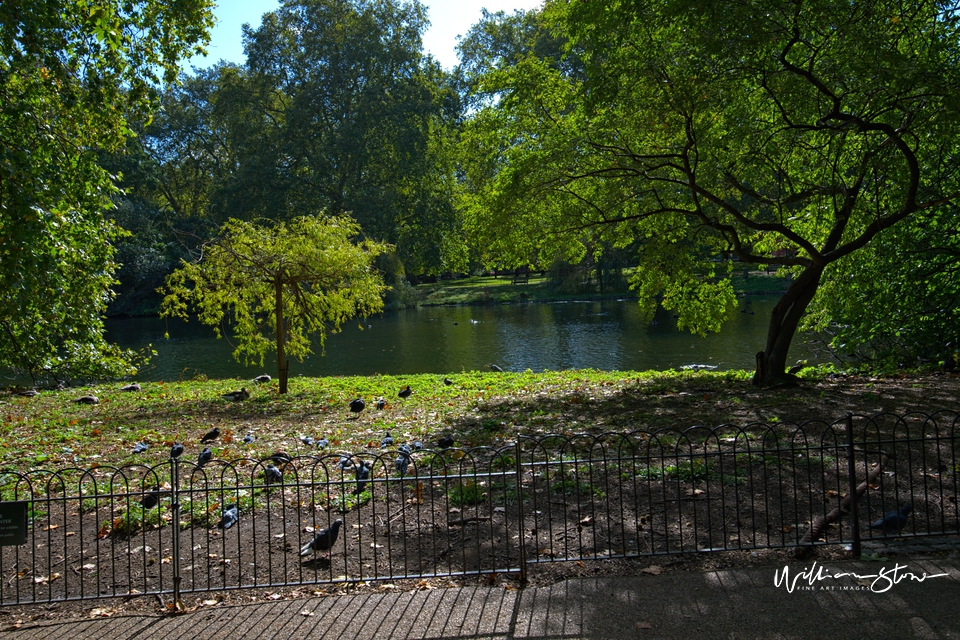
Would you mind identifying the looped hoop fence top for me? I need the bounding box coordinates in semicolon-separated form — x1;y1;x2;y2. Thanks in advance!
0;410;956;605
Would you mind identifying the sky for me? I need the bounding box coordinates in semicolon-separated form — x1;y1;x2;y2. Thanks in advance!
188;0;543;71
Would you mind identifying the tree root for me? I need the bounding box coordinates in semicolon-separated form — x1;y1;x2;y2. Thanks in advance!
794;455;887;559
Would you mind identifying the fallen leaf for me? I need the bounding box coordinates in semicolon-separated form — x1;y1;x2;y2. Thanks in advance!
636;621;653;629
641;566;662;576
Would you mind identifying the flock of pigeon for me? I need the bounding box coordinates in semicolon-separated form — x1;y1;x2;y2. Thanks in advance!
128;379;457;561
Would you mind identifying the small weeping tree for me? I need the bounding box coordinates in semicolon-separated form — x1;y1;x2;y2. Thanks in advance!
160;215;389;393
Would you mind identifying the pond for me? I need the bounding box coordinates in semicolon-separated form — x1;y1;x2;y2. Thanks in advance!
98;297;818;381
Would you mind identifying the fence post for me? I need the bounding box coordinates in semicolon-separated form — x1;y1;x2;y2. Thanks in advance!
515;442;527;584
170;456;183;608
845;414;861;558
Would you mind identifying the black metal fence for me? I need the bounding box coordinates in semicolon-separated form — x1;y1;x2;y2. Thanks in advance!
0;410;957;606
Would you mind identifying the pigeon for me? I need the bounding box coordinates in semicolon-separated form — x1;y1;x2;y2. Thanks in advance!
444;378;454;386
412;441;423;451
217;504;239;530
120;383;141;392
243;433;255;444
140;486;167;509
316;437;329;449
133;442;149;454
73;395;99;405
299;519;343;557
337;454;355;470
354;459;370;494
395;452;410;477
17;389;40;397
197;447;213;468
301;435;315;446
170;442;185;459
398;443;412;456
398;385;412;399
264;464;283;485
222;388;250;401
437;435;455;449
489;364;504;372
381;432;394;448
376;397;386;410
268;451;292;465
870;503;913;534
200;426;220;443
349;397;365;416
253;374;272;383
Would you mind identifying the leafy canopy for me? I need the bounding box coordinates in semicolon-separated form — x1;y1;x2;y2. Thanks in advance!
458;0;960;379
0;0;214;381
161;216;389;371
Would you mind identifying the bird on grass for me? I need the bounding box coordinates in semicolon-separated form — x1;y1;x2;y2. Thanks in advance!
301;435;315;446
381;432;394;448
444;378;454;386
395;452;410;477
170;443;185;459
243;433;255;445
398;385;412;399
268;451;292;465
133;442;149;454
200;426;220;443
300;519;343;558
376;397;386;410
870;503;913;534
337;454;355;471
140;486;168;509
253;374;271;383
73;394;99;405
316;437;329;449
349;397;365;417
120;383;141;392
197;447;213;468
354;459;370;494
412;441;423;451
17;389;40;398
222;388;250;401
217;504;239;530
437;435;455;449
264;464;283;485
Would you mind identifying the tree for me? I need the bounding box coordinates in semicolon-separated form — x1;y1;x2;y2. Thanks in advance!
808;204;960;369
0;0;214;380
235;0;464;276
459;0;960;385
160;216;388;393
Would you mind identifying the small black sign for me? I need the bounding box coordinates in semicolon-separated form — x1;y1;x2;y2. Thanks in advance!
0;502;28;546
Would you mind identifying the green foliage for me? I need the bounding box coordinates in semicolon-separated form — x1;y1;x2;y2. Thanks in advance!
457;0;960;380
0;0;214;381
448;479;484;506
160;216;388;381
807;205;960;368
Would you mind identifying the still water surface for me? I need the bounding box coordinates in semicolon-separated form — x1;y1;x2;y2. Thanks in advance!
103;298;815;381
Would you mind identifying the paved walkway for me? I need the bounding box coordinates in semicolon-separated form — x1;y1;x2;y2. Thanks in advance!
2;554;959;639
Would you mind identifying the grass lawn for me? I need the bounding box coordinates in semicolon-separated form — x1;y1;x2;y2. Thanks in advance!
414;272;790;306
2;367;957;473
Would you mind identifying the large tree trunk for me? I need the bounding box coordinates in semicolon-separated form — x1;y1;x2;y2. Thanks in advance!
753;263;824;387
